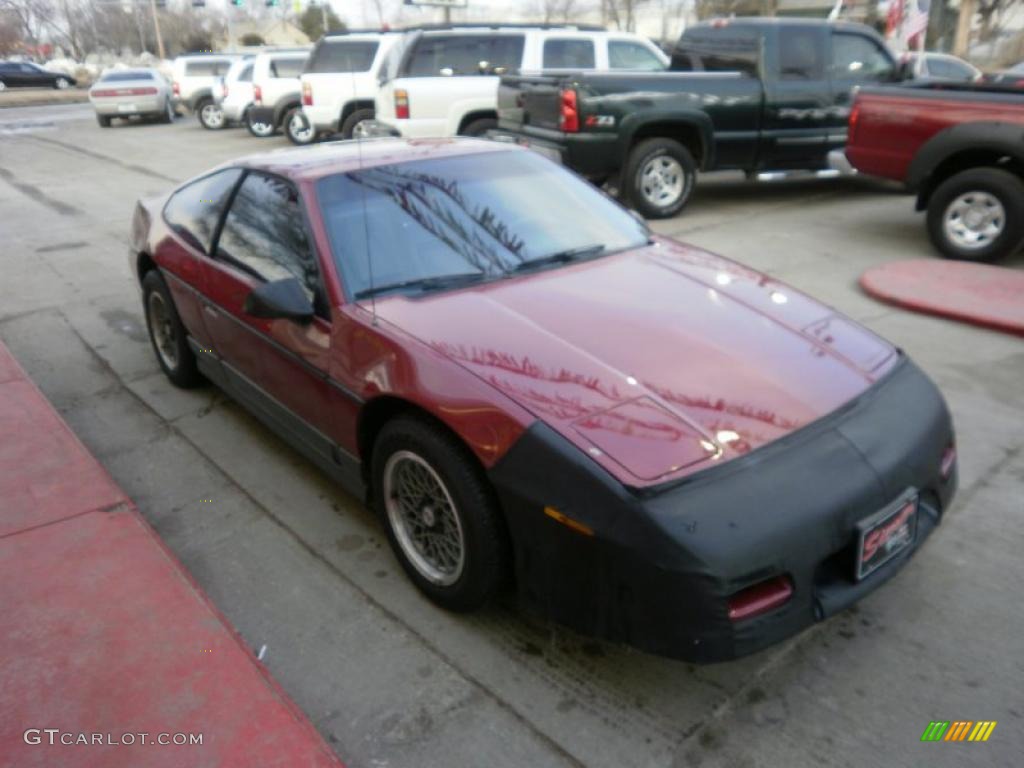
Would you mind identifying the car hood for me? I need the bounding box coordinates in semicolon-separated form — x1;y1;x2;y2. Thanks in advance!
376;238;898;487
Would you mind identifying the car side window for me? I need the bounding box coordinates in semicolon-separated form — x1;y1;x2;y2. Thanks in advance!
163;168;243;254
608;41;665;71
238;63;253;82
406;34;524;76
270;58;306;78
779;28;825;80
831;33;893;82
928;57;974;80
216;172;325;314
543;39;596;69
185;61;214;76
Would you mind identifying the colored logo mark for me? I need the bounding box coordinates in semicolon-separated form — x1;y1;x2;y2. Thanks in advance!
921;721;997;742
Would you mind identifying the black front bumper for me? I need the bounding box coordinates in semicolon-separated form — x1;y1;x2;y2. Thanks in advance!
488;356;956;663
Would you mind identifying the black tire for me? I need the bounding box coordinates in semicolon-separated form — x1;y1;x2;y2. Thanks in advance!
246;110;276;137
141;270;203;389
196;97;225;130
460;117;497;137
157;98;174;124
96;114;112;128
925;167;1024;263
340;107;374;139
284;106;316;145
0;79;7;92
372;415;509;612
623;137;697;219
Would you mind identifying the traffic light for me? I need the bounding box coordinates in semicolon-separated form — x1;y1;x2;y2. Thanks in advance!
191;0;206;6
231;0;244;6
265;0;279;5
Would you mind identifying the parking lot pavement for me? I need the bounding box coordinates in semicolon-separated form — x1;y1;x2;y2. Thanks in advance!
1;104;1021;768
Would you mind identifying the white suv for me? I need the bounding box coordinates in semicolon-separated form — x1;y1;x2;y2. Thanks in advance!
374;26;668;138
301;30;401;140
213;57;255;127
245;48;311;143
170;53;243;129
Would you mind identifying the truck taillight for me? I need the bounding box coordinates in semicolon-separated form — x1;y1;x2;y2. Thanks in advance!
254;84;262;106
302;81;312;106
559;88;579;133
172;81;180;96
394;88;409;119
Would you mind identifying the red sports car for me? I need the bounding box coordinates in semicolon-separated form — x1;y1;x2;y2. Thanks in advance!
130;139;957;662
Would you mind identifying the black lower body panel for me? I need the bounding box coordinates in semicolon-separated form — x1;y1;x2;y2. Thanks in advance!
488;356;956;663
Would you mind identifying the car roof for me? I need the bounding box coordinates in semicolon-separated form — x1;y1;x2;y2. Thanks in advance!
229;137;520;182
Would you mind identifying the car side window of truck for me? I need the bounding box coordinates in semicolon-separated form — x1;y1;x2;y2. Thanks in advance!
270;58;306;79
671;27;760;76
543;39;596;69
307;40;379;73
778;27;826;80
406;34;526;77
608;40;666;71
830;32;893;83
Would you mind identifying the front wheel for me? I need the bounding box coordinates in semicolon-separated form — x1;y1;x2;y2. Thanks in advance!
926;167;1024;263
284;107;315;145
142;270;203;388
197;98;225;130
372;416;509;612
623;138;697;220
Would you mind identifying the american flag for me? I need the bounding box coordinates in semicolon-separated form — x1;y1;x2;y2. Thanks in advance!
886;0;930;49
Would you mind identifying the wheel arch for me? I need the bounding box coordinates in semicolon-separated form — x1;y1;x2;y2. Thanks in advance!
340;99;375;128
910;123;1024;210
135;251;158;284
456;110;498;135
619;114;714;170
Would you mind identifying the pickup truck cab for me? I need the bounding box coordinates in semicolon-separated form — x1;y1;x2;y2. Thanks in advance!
301;30;401;139
845;83;1024;262
374;24;669;140
247;48;312;143
496;17;899;218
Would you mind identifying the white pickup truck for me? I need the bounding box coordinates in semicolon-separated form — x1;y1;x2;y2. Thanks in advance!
300;30;402;140
371;25;669;139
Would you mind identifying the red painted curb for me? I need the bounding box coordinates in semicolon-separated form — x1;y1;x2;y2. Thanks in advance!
0;342;345;768
860;259;1024;337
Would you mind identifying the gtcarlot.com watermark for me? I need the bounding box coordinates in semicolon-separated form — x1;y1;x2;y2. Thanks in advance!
24;729;203;746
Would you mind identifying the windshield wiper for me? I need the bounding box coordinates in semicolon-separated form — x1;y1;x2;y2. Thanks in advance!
354;271;487;300
511;244;606;274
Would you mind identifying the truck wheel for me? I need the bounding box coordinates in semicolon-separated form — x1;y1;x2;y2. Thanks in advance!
197;98;225;130
624;138;696;219
372;415;509;612
460;117;497;137
926;168;1024;262
284;107;316;145
340;107;374;139
246;110;275;137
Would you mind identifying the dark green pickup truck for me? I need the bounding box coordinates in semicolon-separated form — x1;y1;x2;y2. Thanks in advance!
495;18;901;218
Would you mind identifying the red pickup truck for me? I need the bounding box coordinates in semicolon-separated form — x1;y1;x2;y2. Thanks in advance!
845;83;1024;262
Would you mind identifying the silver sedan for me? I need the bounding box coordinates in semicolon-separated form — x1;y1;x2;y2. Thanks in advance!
89;68;175;127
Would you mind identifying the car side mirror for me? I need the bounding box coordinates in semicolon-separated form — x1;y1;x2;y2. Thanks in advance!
243;277;314;323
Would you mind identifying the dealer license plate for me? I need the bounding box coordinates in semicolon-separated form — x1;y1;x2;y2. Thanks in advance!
117;104;137;113
855;490;918;580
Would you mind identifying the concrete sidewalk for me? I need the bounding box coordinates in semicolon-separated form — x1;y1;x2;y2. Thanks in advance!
0;341;344;768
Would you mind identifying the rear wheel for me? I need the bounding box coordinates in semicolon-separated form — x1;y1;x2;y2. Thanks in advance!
142;270;203;388
284;107;316;145
926;167;1024;262
623;138;697;219
340;107;374;139
460;117;497;137
96;113;112;128
197;98;225;130
54;77;71;90
246;109;275;137
158;98;174;124
372;415;509;612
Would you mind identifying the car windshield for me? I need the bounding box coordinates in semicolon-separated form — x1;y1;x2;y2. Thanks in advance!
317;150;650;299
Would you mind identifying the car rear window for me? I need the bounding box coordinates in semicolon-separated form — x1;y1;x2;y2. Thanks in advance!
672;26;760;76
184;60;232;77
270;57;307;78
405;34;525;77
317;150;648;299
163;169;243;254
306;40;379;73
101;71;155;82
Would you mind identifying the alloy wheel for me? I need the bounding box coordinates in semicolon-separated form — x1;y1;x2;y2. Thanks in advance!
943;191;1005;250
639;155;685;208
200;102;224;129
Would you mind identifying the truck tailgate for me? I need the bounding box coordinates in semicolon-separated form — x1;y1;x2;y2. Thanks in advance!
498;73;569;132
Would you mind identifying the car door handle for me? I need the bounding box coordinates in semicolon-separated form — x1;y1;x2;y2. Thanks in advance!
203;303;218;318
